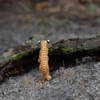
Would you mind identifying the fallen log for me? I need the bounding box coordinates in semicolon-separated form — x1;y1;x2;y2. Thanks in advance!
0;33;100;82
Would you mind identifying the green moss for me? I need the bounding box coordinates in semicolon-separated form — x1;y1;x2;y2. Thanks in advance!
49;48;54;53
54;47;58;49
62;47;73;54
2;60;10;67
48;48;53;55
84;43;86;45
49;46;59;52
11;50;29;62
85;48;88;50
77;47;80;51
96;33;100;38
49;46;59;54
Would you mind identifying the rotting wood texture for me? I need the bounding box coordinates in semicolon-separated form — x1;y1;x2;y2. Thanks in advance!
0;33;100;82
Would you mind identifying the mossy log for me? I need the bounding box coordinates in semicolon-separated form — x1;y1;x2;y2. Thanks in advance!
0;33;100;82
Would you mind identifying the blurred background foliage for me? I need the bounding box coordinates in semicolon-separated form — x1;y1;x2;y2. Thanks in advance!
0;0;100;25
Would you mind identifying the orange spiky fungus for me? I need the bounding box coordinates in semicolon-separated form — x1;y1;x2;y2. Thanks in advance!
38;40;51;85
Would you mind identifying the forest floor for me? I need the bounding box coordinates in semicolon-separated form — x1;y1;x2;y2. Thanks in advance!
0;1;100;100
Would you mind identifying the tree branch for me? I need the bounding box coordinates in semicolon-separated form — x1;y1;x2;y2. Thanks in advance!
0;33;100;82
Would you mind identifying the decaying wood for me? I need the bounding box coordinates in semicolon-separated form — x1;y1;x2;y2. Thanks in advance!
0;33;100;82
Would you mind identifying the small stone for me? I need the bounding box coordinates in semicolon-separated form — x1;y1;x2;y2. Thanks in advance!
75;67;81;72
12;88;18;92
79;82;82;85
79;95;84;99
73;93;75;96
86;89;90;93
75;98;79;100
82;89;85;92
98;92;100;94
95;87;99;91
94;97;100;100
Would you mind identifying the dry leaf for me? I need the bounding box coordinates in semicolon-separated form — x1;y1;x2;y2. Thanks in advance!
35;1;48;10
48;6;61;13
